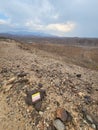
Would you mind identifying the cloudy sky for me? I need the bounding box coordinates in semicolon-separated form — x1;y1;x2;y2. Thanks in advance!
0;0;98;37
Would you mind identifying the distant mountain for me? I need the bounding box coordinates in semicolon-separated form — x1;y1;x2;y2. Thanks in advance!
0;32;98;47
0;31;56;38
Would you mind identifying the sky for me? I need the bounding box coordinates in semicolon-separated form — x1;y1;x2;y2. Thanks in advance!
0;0;98;37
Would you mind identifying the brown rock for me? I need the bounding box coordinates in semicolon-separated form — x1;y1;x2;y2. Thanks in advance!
27;106;33;113
56;108;72;122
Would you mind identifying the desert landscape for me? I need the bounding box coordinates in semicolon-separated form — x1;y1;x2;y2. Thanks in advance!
0;37;98;130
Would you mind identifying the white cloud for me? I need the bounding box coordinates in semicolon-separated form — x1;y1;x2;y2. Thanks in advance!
46;22;75;32
0;19;10;25
0;19;6;24
26;21;75;33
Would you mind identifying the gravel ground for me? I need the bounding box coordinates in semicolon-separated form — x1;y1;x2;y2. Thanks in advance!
0;40;98;130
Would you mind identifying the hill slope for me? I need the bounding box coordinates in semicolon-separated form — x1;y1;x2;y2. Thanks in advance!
0;39;98;130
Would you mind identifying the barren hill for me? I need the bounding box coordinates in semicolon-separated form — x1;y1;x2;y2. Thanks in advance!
0;39;98;130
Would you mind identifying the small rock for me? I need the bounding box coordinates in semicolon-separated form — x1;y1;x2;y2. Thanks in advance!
56;108;72;122
76;74;81;78
38;83;43;88
84;95;92;104
27;106;33;113
16;78;29;83
1;67;8;73
86;115;94;123
46;107;50;110
3;84;13;92
17;65;20;68
34;101;42;111
55;83;60;88
7;77;16;85
86;86;93;94
78;92;85;97
53;119;66;130
39;111;44;116
47;123;56;130
17;71;27;77
92;124;96;129
25;89;46;105
82;109;98;129
82;109;93;124
25;89;46;111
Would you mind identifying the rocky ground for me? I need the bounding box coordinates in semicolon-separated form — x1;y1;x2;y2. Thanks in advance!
0;39;98;130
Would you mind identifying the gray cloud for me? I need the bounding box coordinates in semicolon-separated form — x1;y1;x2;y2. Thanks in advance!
0;0;98;37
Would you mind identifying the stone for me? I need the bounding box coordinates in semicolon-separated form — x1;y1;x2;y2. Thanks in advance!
34;101;42;111
16;78;29;84
76;74;81;78
17;65;20;68
7;77;16;85
47;123;56;130
27;106;33;113
46;107;50;110
25;89;46;105
86;115;94;123
39;111;44;116
78;92;85;97
17;71;27;77
56;108;72;122
3;84;13;92
0;67;8;73
82;109;92;124
25;89;46;111
38;83;43;88
84;95;92;104
82;109;98;129
86;86;93;94
53;119;66;130
91;124;96;129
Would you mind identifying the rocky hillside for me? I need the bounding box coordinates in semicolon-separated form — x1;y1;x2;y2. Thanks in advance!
0;39;98;130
